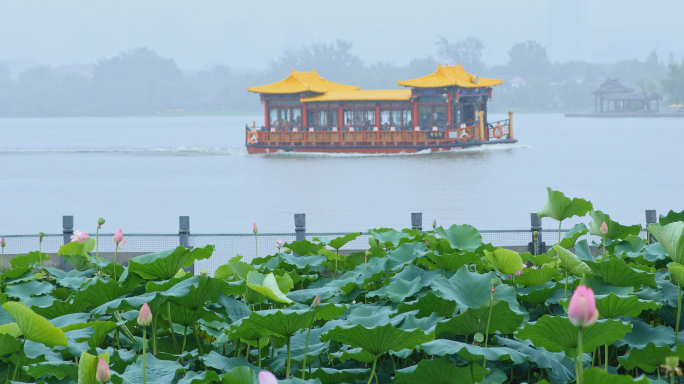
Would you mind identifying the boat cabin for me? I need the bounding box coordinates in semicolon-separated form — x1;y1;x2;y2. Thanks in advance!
246;64;514;153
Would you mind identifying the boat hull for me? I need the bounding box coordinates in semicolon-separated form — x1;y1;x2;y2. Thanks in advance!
246;140;517;154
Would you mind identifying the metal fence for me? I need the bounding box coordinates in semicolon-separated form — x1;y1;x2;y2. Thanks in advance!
1;211;657;276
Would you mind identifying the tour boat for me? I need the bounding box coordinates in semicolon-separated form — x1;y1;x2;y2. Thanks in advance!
245;64;516;154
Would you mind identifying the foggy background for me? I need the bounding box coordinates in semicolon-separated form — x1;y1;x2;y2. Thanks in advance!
1;0;683;117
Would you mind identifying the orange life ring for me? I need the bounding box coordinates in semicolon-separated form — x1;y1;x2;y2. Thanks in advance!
247;129;258;144
492;124;503;139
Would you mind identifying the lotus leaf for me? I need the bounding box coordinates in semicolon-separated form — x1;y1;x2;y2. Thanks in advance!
514;265;560;287
537;188;592;222
322;323;433;357
589;210;642;240
397;291;457;318
394;356;486;384
618;342;684;372
516;316;631;353
386;242;428;271
129;245;214;280
484;248;524;275
660;210;684;225
78;351;110;384
584;259;656;288
648;222;684;263
496;336;577;384
436;299;524;337
558;223;588;249
553;245;591;276
421;339;527;364
2;302;67;347
434;224;483;251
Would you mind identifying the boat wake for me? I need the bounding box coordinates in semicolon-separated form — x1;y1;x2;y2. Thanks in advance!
263;143;530;157
0;147;248;155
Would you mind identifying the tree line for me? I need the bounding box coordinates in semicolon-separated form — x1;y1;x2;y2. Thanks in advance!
0;39;682;117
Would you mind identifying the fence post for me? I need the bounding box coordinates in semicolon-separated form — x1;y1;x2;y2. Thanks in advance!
411;212;422;233
529;213;545;255
294;213;306;242
61;215;75;271
645;209;657;244
179;216;193;273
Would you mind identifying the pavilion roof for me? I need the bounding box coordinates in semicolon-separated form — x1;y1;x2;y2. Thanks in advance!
397;63;503;89
593;78;633;95
301;89;412;102
247;70;360;94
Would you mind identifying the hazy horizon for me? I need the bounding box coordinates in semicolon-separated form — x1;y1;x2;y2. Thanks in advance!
2;0;683;73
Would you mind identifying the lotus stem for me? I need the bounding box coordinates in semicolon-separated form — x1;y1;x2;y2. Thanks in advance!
246;343;250;362
152;316;157;355
254;234;258;259
286;335;292;379
113;247;118;281
193;325;204;356
142;326;147;384
577;328;584;384
557;221;562;268
367;357;378;384
270;336;275;359
181;326;188;354
482;288;495;384
167;302;178;353
604;344;608;372
676;283;682;345
302;310;317;379
12;340;25;381
95;226;100;272
257;338;261;368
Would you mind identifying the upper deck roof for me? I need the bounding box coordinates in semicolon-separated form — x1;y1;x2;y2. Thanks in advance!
397;63;502;89
247;69;360;94
301;89;412;102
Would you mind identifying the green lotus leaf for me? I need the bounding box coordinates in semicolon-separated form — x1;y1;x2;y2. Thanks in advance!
435;299;524;337
274;273;294;294
386;242;429;271
669;262;684;286
309;367;370;384
484;248;524;275
426;250;481;272
163;275;246;309
553;245;591;276
321;323;434;357
62;321;117;348
591;293;659;318
514;265;560;287
176;370;221;384
516;282;564;304
521;252;557;266
574;240;595;261
389;264;440;288
219;366;256;384
75;273;145;307
369;228;411;247
420;339;527;364
216;294;251;323
394;356;486;384
559;223;588;249
584;259;656;288
589;210;642;240
516;315;631;353
615;318;674;348
2;302;67;346
78;351;110;384
9;251;51;269
283;240;325;256
648;222;684;263
434;224;483;252
0;332;23;357
312;303;348;321
385;276;422;303
5;279;55;300
614;236;648;259
496;336;577;384
286;286;339;304
331;346;377;364
31;297;90;319
215;256;257;280
247;309;313;337
397;291;457;318
327;232;360;250
537;188;593;222
25;361;78;381
245;272;293;304
61;253;96;272
618;342;684;373
50;313;90;328
129;245;213;280
660;210;684;225
580;274;633;296
431;267;521;313
201;351;261;373
111;353;184;384
280;253;327;271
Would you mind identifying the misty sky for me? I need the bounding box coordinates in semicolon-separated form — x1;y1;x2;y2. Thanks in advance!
1;0;682;71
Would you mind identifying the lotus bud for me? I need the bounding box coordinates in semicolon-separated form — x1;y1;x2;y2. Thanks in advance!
258;371;278;384
663;356;683;376
533;230;539;239
96;357;111;383
253;223;258;234
200;269;208;276
137;302;152;326
282;247;290;253
568;285;598;328
425;240;430;247
312;294;321;308
39;232;45;242
276;239;283;250
70;229;90;243
98;217;105;226
600;221;608;235
113;229;123;245
491;278;501;287
432;219;436;229
0;238;5;248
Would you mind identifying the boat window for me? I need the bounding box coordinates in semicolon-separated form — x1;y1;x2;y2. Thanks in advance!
282;109;290;125
270;108;279;126
390;110;401;126
307;111;315;127
343;110;354;126
419;106;432;126
434;106;447;126
403;110;412;126
318;111;327;126
365;110;376;126
380;110;390;125
329;110;338;127
354;110;364;126
292;108;302;126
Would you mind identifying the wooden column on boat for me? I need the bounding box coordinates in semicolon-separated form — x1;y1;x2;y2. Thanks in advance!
375;103;380;128
508;111;514;139
302;101;308;128
412;96;418;129
338;103;343;128
447;92;452;127
264;99;269;128
478;111;485;141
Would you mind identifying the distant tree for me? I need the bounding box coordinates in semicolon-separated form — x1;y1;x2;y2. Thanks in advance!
436;37;485;73
507;41;549;76
662;59;684;104
267;40;363;84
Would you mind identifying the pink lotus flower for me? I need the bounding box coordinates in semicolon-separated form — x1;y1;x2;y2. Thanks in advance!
70;229;90;243
568;285;598;328
0;238;5;248
508;264;528;278
253;223;259;234
312;294;321;308
137;302;152;326
276;239;283;249
113;229;123;244
96;357;111;383
258;371;278;384
600;221;608;235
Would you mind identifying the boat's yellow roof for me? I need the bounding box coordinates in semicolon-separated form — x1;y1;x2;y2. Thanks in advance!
247;69;360;94
301;89;412;102
397;63;502;89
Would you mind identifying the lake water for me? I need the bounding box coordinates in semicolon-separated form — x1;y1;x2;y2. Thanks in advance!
1;114;682;235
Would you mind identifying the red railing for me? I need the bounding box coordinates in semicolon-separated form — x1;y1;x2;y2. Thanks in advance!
249;121;505;146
